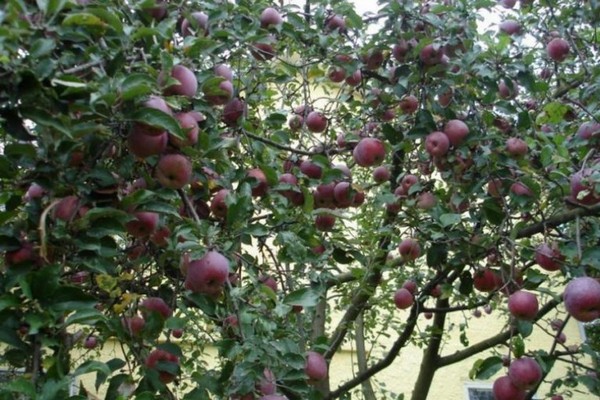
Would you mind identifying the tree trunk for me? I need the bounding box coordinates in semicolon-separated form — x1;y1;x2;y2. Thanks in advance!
356;312;377;400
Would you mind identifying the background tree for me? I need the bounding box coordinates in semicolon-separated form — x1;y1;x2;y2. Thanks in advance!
0;0;599;399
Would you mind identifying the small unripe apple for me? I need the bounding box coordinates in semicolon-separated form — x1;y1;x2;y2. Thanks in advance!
547;38;570;62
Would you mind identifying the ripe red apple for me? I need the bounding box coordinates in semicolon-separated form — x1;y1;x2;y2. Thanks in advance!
501;0;517;8
125;211;159;238
214;64;233;81
443;119;469;146
394;288;414;309
171;328;183;339
333;181;353;208
155;154;192;189
551;395;564;400
498;79;519;100
140;297;173;320
278;173;303;206
127;125;168;158
416;191;436;210
305;111;327;133
510;181;534;197
547;38;570;62
145;349;179;384
508;357;542;390
570;169;600;205
288;114;303;131
260;7;283;28
53;195;80;221
402;280;417;294
300;160;322;179
419;44;444;66
325;14;346;33
425;131;450;157
222;97;247;126
247;168;269;197
164;65;197;98
210;189;230;219
506;137;528;156
487;178;504;198
398;238;421;261
24;183;45;202
473;268;499;292
508;290;539;320
400;174;419;196
122;315;145;337
345;69;362;86
257;368;276;395
313;183;336;208
328;66;346;83
372;166;391;183
437;87;453;108
362;49;384;70
181;11;209;37
392;39;411;62
83;335;98;349
315;214;336;231
251;39;277;61
171;112;200;148
185;250;230;296
5;241;37;266
534;243;564;271
204;79;234;106
492;375;526;400
499;19;521;35
353;138;386;167
305;351;328;382
563;277;600;322
576;121;600;140
399;95;419;114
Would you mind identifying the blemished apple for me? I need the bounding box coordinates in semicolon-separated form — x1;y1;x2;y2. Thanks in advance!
425;131;450;157
53;195;80;221
419;44;444;66
492;375;526;400
260;7;283;28
399;95;419;114
125;211;159;238
499;19;521;35
163;65;197;98
315;214;336;231
184;250;230;296
508;290;539;320
305;111;328;133
127;125;168;158
247;168;269;197
140;297;173;320
171;112;199;148
570;169;600;205
508;357;542;390
394;288;414;309
204;79;234;106
155;154;193;189
325;14;346;33
398;238;421;261
210;189;230;219
305;351;328;381
506;137;528;156
547;37;570;62
563;276;600;322
353;137;386;167
443;119;469;146
372;166;391;183
145;349;179;384
180;11;209;37
222;97;247;126
288;114;303;130
534;243;564;271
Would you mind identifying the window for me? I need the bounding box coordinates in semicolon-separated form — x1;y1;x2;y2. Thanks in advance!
464;381;540;400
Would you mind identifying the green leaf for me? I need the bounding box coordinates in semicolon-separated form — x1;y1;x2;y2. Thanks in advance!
62;13;106;28
469;356;503;380
1;378;36;398
120;73;155;101
30;38;55;58
482;199;505;225
512;336;525;358
283;288;320;308
130;108;184;139
439;213;461;227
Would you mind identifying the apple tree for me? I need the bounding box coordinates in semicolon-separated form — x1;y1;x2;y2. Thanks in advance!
0;0;599;399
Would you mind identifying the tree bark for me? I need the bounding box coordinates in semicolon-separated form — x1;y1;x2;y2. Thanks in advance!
356;312;377;400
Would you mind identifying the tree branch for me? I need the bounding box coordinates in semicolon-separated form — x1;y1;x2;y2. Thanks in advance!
515;203;600;239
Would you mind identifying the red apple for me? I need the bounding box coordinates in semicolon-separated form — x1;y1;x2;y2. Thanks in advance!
164;65;197;98
392;39;411;62
501;0;517;8
570;169;600;205
416;191;436;210
402;280;417;294
328;66;346;83
315;214;336;231
300;160;323;179
398;238;421;261
127;125;168;158
83;335;98;349
140;297;173;320
305;351;328;381
419;44;444;66
492;376;526;400
393;288;414;309
372;166;391;183
53;195;80;221
185;250;230;296
547;38;570;62
563;277;600;322
508;290;539;320
510;181;534;197
125;211;159;238
257;368;276;395
353;138;386;167
499;19;521;35
122;315;145;337
288;114;303;131
313;183;336;208
506;137;528;156
210;189;230;219
171;329;183;339
487;178;504;198
247;168;269;197
181;11;209;37
576;121;600;140
145;349;179;384
24;183;45;202
325;14;346;33
171;112;200;148
260;7;283;28
251;40;277;61
534;243;564;271
345;69;362;86
204;79;234;106
278;173;303;206
399;95;419;114
473;269;499;292
155;154;192;189
508;357;542;390
214;64;233;81
333;181;353;208
438;87;453;108
222;98;247;126
498;79;519;100
443;120;469;146
425;131;450;157
305;111;328;133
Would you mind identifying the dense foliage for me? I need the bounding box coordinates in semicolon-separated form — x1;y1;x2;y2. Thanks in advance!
0;0;599;399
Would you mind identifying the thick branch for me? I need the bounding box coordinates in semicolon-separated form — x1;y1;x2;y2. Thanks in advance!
515;203;600;239
356;313;377;400
438;299;560;368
